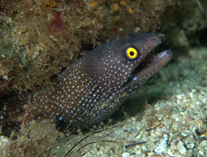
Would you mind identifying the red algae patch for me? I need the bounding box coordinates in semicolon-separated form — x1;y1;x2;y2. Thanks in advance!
48;12;64;32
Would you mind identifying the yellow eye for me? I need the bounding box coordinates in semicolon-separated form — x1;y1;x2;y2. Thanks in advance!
125;47;138;59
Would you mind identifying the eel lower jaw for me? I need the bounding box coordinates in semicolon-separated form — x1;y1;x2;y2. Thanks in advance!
126;50;172;86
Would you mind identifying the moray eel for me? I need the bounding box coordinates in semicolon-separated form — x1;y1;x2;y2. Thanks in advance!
1;33;172;134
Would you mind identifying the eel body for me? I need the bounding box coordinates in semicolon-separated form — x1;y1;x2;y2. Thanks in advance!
1;33;172;133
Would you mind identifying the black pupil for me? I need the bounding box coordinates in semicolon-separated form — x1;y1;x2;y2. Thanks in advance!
130;51;134;56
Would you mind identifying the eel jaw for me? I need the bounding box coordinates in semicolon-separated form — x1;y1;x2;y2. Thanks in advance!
121;50;172;90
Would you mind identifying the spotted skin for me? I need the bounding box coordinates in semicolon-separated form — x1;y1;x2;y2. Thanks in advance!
0;33;172;133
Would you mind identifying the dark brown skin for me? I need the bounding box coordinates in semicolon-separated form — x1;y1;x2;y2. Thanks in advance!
0;33;172;134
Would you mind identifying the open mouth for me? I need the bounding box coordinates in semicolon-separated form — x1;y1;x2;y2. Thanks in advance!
128;50;172;83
